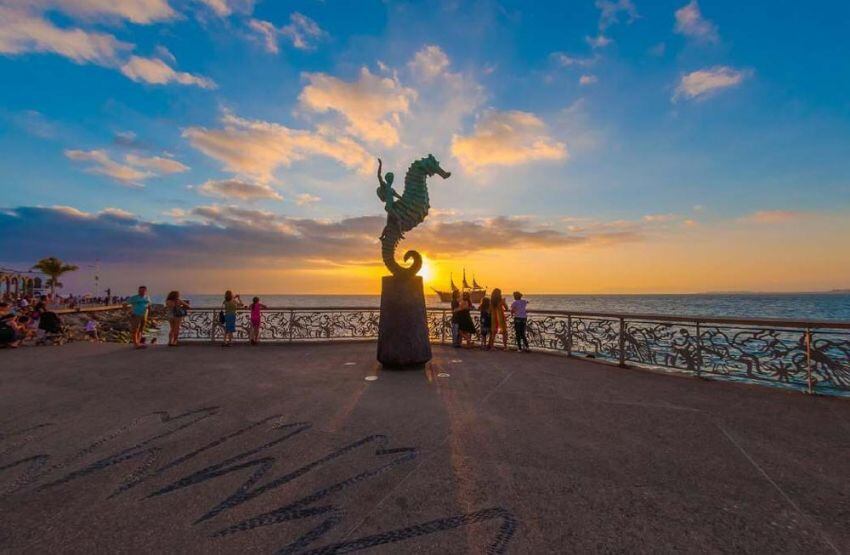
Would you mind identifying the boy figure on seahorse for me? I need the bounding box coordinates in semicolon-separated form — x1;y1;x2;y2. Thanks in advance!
376;155;451;277
376;158;402;242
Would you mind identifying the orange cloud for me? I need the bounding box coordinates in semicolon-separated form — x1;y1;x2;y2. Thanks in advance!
298;68;416;147
183;112;373;182
740;210;805;224
120;55;216;88
196;179;282;201
451;110;568;173
674;66;749;101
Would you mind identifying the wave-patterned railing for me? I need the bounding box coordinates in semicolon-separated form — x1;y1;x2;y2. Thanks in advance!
179;307;850;396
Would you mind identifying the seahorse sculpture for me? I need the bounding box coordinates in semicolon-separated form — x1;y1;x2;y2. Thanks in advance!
376;154;451;277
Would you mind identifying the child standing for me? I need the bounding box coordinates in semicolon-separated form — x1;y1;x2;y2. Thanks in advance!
510;291;530;352
84;318;99;342
249;297;267;345
478;297;492;349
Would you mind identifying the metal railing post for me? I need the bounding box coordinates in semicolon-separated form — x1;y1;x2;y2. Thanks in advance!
566;314;572;356
805;327;813;394
695;321;702;377
618;317;626;367
442;309;448;344
209;311;215;343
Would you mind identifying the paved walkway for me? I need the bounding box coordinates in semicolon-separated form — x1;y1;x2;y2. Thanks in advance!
1;343;848;553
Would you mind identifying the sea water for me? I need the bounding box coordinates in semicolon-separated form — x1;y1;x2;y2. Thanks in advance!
158;293;850;322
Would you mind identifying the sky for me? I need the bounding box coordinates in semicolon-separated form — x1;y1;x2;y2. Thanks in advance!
1;0;849;295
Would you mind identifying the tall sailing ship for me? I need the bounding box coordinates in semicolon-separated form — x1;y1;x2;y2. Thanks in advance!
432;269;487;303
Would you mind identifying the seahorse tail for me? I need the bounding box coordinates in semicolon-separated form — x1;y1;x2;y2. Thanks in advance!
401;250;423;276
381;225;421;278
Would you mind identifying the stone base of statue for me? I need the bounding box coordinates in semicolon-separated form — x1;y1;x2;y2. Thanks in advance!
377;275;432;368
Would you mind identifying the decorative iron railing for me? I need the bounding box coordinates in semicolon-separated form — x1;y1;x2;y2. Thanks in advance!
179;307;850;395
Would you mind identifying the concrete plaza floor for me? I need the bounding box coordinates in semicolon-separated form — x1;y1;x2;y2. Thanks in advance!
1;342;848;553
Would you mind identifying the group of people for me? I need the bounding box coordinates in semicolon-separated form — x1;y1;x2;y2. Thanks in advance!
0;295;73;347
55;292;126;309
0;291;127;309
218;291;268;347
123;286;269;349
5;284;534;352
125;285;190;349
450;288;530;352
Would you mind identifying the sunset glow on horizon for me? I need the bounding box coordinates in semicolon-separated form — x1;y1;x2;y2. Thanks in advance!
1;1;848;295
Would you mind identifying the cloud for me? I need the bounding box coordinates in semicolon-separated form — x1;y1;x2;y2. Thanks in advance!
414;217;585;256
399;46;485;155
113;130;146;149
196;179;283;201
579;74;598;86
595;0;638;30
450;110;568;173
674;1;718;43
585;34;612;49
247;18;278;54
408;45;450;81
65;148;189;185
551;53;597;68
154;44;176;63
197;0;255;17
0;205;641;268
280;12;324;50
0;5;131;65
124;153;189;174
162;207;188;219
642;213;679;223
120;55;216;88
8;110;58;139
739;210;805;224
581;0;636;49
248;12;325;54
673;66;749;101
0;5;214;89
298;67;417;147
295;193;321;206
183;112;373;182
65;149;151;186
31;0;177;24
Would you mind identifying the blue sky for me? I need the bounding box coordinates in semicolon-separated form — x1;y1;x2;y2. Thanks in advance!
1;0;849;293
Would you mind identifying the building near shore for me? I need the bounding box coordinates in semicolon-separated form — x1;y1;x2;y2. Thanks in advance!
0;266;48;298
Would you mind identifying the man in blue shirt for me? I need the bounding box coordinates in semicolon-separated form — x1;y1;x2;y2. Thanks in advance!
125;285;151;349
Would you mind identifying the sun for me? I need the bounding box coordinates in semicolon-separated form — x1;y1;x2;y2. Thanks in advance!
418;256;434;284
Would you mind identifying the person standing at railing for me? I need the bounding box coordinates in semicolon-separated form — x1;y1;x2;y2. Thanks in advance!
488;288;509;351
478;296;492;348
248;296;268;346
511;291;530;352
125;285;151;349
457;292;476;348
221;290;243;347
165;291;190;347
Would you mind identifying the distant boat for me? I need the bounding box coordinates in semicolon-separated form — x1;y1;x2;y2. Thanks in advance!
433;269;487;303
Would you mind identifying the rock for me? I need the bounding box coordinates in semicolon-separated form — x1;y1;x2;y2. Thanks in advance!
56;305;164;344
377;275;432;368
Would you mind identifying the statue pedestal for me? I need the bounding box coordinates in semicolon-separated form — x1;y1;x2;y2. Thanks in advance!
377;275;432;368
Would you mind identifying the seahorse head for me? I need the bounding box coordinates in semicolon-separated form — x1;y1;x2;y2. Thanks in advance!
416;154;451;179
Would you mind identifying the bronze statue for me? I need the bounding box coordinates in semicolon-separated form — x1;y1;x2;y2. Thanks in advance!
376;155;451;277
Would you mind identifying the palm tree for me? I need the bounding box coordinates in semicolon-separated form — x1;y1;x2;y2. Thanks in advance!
32;257;79;297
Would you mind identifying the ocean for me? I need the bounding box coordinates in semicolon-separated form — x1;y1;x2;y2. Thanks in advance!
160;293;850;322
